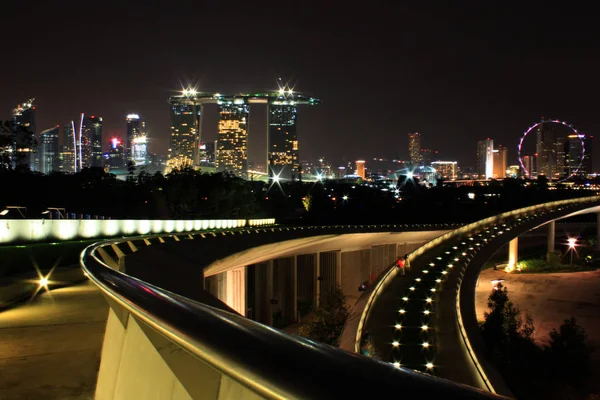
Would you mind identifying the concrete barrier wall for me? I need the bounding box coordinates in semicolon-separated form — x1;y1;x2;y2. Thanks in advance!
0;218;275;244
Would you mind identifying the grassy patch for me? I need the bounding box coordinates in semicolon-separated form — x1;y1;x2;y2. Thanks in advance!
516;258;594;274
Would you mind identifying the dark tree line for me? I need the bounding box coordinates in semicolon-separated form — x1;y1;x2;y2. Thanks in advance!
0;165;594;222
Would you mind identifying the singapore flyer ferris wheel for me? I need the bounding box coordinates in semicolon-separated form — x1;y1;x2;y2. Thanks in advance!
517;119;585;182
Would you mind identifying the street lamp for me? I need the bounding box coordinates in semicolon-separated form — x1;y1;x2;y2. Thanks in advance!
0;206;27;218
567;237;577;268
41;207;66;219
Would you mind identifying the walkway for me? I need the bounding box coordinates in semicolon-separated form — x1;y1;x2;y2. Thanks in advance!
0;281;108;400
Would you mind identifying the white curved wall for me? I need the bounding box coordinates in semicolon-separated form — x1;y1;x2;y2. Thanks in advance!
0;218;276;244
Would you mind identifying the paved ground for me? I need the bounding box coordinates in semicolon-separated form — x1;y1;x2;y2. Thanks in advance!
476;268;600;347
0;281;108;400
476;268;600;389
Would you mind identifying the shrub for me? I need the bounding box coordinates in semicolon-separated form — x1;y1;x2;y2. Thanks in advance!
298;285;349;346
547;250;563;269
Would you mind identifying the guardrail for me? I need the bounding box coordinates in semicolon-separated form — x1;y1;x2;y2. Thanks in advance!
355;195;600;394
82;223;506;399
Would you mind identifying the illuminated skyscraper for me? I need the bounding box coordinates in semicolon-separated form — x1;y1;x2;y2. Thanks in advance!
167;92;204;171
536;121;557;178
167;89;319;177
59;123;77;173
567;134;593;177
216;99;249;177
126;114;147;166
268;103;298;181
492;145;507;178
81;115;103;168
108;138;125;169
408;132;423;165
39;126;60;174
355;160;366;179
476;139;494;178
11;98;37;170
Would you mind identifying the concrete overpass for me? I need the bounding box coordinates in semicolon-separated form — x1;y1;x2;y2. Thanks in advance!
77;195;600;399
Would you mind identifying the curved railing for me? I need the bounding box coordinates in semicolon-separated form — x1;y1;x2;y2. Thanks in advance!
82;225;505;399
355;195;600;395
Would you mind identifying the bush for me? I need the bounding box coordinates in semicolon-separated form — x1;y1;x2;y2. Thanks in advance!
298;285;349;346
547;250;563;268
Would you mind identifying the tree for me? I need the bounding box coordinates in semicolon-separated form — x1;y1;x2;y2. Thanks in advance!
298;285;349;346
481;283;535;353
545;317;593;387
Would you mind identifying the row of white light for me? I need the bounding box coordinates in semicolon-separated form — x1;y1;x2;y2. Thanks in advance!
389;212;533;371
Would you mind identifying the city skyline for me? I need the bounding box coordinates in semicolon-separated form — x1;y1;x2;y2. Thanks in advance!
2;2;600;170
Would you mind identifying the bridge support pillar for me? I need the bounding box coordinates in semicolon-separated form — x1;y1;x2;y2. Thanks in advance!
336;250;342;287
267;260;274;326
292;256;298;322
315;252;320;308
597;213;600;250
547;220;556;253
508;237;519;269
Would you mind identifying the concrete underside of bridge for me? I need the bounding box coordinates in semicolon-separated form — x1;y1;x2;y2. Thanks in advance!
122;230;448;328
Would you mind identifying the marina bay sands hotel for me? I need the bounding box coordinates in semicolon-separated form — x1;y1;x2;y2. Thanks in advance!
167;90;320;181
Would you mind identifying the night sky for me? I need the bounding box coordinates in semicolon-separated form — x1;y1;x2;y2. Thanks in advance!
3;2;600;169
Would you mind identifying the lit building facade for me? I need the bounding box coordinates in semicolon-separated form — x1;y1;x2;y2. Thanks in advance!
476;139;494;178
167;93;203;171
39;126;60;174
167;90;319;177
217;99;249;177
12;99;37;170
60;123;77;173
126;114;147;165
536;121;557;178
431;161;457;179
268;103;298;181
107;138;125;169
82;115;103;168
355;160;366;179
408;132;423;165
492;146;507;179
567;134;593;177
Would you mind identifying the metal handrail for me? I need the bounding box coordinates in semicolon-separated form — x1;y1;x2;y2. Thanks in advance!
81;235;504;399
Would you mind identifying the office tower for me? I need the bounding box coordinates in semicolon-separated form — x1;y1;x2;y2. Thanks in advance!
216;99;249;177
107;137;125;169
268;103;299;181
167;92;203;172
567;134;593;177
522;155;532;178
11;99;36;170
408;132;423;165
39;126;60;174
80;115;103;168
126;114;147;165
536;121;558;178
492;145;507;178
59;123;77;173
431;161;457;179
132;136;148;166
476;139;494;178
355;160;366;179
